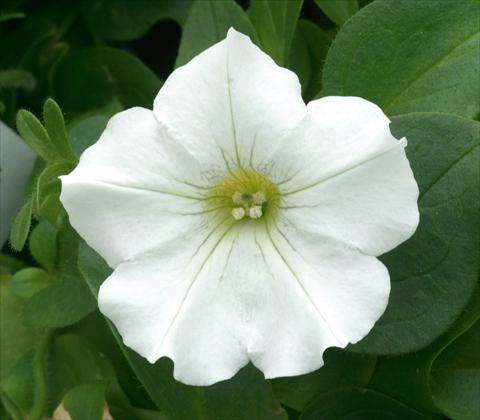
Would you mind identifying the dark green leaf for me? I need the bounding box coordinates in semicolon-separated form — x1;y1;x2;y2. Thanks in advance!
78;241;287;420
53;47;161;114
9;197;33;251
368;285;480;417
300;387;432;420
16;109;58;162
29;221;57;271
271;348;376;411
430;315;480;419
68;115;109;157
82;0;192;41
289;20;332;101
248;0;302;66
314;0;358;26
321;0;480;118
43;98;77;162
176;0;257;67
9;267;52;298
352;113;479;354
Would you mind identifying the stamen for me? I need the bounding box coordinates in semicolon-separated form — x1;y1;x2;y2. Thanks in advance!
249;205;263;219
252;191;266;205
232;207;246;220
232;191;243;204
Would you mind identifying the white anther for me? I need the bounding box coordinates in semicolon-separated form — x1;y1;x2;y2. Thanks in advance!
232;207;246;220
249;205;263;219
252;191;266;205
232;191;243;204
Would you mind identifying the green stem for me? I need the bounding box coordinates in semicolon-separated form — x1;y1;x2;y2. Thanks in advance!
29;330;54;420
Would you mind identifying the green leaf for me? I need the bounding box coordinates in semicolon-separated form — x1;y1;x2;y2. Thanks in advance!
314;0;358;26
9;267;52;298
175;0;258;67
16;110;59;162
1;352;35;419
430;316;480;419
248;0;302;66
43;98;77;162
22;224;96;329
289;20;332;101
29;221;57;271
0;275;37;382
23;275;96;328
35;162;74;212
300;387;432;420
0;332;52;420
0;69;35;90
81;0;192;41
53;46;162;114
351;113;480;354
321;0;480;118
367;284;480;417
78;240;287;420
271;348;376;411
62;384;107;420
48;332;168;420
68;115;109;157
9;197;33;251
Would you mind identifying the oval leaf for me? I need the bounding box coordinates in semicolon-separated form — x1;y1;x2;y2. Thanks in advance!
321;0;480;118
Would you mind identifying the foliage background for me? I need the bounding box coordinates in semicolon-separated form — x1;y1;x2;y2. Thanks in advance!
0;0;479;419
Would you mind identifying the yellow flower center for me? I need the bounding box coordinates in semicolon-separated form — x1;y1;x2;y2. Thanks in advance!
208;169;280;222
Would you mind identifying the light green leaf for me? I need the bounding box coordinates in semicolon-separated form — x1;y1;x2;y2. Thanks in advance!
0;332;52;420
29;221;57;271
351;113;479;354
21;224;96;328
0;12;25;23
16;109;59;162
43;98;77;162
314;0;358;26
23;275;96;328
271;348;375;411
9;267;52;298
175;0;257;67
0;275;37;382
0;69;35;90
289;19;332;101
9;197;33;251
62;384;107;420
36;162;74;210
300;387;432;420
321;0;480;118
78;240;287;420
248;0;303;66
53;46;161;114
81;0;192;41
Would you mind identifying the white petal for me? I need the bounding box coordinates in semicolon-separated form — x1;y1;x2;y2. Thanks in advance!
270;96;419;256
99;218;389;385
153;28;305;180
60;107;211;267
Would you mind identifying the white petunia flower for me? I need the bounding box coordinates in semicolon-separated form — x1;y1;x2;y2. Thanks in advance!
60;29;419;386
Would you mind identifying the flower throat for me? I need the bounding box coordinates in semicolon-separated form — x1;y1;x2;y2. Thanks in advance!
208;169;280;222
